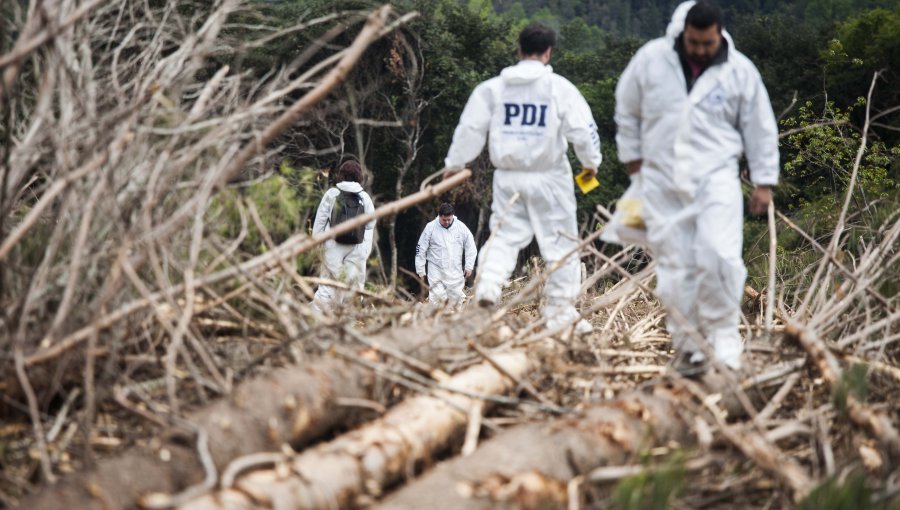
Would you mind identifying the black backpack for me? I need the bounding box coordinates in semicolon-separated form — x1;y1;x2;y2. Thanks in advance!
329;189;366;244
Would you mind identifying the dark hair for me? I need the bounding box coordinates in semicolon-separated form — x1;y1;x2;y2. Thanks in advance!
518;23;556;56
336;160;363;183
438;203;454;217
685;1;724;31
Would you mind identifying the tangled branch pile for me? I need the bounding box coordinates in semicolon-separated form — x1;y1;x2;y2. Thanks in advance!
1;1;899;509
0;0;421;486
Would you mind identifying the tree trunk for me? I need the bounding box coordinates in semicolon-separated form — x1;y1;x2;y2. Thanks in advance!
374;386;690;510
22;308;490;510
389;216;399;289
474;204;487;247
178;351;535;510
23;357;374;510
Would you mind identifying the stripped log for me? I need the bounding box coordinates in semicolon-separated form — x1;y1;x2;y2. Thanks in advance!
376;386;691;510
23;357;373;510
22;311;492;510
178;351;536;510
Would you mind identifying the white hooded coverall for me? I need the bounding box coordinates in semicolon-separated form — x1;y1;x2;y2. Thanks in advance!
444;60;602;324
311;181;375;311
415;216;477;307
613;1;779;368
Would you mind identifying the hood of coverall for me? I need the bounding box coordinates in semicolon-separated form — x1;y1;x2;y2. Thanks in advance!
666;1;735;46
436;215;456;229
500;60;553;85
335;181;364;193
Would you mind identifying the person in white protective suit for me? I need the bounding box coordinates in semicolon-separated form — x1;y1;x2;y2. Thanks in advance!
415;203;477;309
443;23;603;334
311;160;376;312
613;0;779;374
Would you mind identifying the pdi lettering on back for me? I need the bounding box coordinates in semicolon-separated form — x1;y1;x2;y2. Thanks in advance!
503;103;549;127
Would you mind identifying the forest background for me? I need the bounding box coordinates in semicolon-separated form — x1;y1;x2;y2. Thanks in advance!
219;0;900;297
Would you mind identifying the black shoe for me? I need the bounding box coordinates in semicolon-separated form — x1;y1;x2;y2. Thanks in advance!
478;298;495;309
673;352;709;378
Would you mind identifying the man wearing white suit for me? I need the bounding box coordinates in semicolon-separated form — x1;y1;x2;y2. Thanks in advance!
415;203;477;309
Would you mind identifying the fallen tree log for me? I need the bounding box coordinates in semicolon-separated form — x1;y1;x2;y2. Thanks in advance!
178;351;535;510
23;357;373;510
375;386;690;510
21;311;489;510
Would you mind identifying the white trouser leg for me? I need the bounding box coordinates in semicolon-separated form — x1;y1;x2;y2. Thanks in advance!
428;280;448;305
344;247;367;292
475;173;535;304
695;172;746;368
531;198;580;316
314;241;366;310
643;169;704;353
644;169;746;368
654;264;703;352
523;169;581;317
445;277;466;308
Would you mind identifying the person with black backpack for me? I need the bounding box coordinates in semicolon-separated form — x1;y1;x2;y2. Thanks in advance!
310;160;375;312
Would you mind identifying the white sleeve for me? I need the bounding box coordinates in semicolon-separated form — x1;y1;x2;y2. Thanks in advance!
362;191;376;230
415;223;432;276
739;69;780;186
615;51;644;164
361;191;376;255
444;82;493;169
463;225;477;271
560;80;602;170
312;189;337;235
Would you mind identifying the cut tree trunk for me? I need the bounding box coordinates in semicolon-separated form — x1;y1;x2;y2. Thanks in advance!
375;386;691;510
22;314;485;510
23;357;373;510
178;351;535;510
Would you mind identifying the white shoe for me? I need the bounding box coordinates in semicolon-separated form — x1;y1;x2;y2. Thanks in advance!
711;331;743;370
546;308;591;336
575;319;593;335
475;284;501;308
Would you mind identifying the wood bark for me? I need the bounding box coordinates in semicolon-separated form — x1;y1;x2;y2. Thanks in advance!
376;386;690;510
178;351;535;510
21;312;491;510
23;357;372;510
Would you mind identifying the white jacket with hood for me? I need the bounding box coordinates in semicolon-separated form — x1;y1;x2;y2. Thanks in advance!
445;60;602;173
312;181;376;269
415;216;476;283
614;0;779;195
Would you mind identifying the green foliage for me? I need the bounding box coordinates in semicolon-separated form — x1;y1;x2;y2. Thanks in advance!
207;162;320;270
729;12;829;113
833;362;870;414
797;472;900;510
611;454;687;510
745;97;899;292
826;6;900;145
239;0;900;293
781;99;898;214
802;0;899;22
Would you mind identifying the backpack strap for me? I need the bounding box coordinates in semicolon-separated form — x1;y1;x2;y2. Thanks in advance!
325;187;339;228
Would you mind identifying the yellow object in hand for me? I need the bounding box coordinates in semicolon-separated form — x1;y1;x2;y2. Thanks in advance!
575;168;600;194
618;197;646;229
